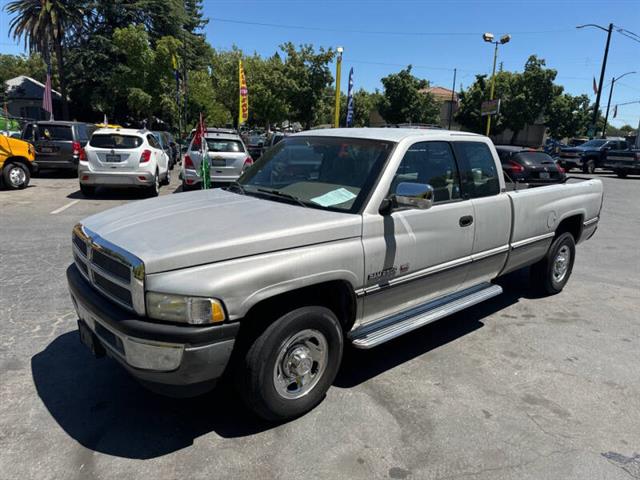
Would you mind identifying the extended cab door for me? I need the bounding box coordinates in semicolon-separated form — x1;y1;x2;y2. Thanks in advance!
452;141;511;286
360;141;475;325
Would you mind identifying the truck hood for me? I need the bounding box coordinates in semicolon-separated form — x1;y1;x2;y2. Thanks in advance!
81;189;362;273
561;146;597;153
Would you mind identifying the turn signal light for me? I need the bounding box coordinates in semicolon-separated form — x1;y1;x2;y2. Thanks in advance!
184;155;194;169
72;141;86;161
243;156;253;169
139;149;151;163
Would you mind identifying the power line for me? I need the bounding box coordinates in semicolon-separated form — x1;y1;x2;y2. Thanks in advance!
209;17;572;37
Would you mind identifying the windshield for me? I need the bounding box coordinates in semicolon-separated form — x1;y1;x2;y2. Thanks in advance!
239;136;394;213
90;134;143;149
513;151;555;165
205;138;243;152
581;139;606;148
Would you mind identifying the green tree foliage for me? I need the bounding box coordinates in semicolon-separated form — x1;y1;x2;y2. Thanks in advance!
6;0;85;119
546;90;592;139
0;53;46;85
378;66;439;125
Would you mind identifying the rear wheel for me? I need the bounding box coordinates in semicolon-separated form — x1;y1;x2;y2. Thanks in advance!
80;184;96;197
530;232;576;295
147;170;160;197
236;306;344;421
161;169;171;186
616;170;628;178
2;162;30;189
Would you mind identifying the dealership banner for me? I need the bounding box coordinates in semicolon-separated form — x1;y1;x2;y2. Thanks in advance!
238;60;249;125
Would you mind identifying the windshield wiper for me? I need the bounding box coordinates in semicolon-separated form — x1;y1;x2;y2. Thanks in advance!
225;181;246;195
256;188;308;208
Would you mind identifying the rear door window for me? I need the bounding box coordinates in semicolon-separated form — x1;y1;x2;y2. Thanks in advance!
453;141;500;198
90;134;143;149
147;134;160;149
38;125;73;141
76;124;90;142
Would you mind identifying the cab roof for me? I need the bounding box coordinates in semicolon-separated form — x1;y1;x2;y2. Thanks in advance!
292;127;483;143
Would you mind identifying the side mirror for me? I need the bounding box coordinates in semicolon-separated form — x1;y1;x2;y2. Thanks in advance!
394;182;434;210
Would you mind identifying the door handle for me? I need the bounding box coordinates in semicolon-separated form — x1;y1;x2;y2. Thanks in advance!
459;215;474;227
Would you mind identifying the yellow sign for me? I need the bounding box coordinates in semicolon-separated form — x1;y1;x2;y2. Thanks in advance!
238;59;249;125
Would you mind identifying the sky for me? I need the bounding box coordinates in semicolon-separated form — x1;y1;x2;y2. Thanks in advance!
1;0;639;128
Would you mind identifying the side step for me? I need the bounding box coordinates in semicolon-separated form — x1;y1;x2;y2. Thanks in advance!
349;283;503;349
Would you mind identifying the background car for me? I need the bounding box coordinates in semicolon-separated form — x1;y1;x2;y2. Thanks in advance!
558;138;628;173
151;131;176;170
182;129;252;190
21;121;94;174
79;128;170;197
0;134;36;189
495;145;566;184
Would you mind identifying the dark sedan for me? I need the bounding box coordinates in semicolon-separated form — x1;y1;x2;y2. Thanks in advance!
495;146;566;184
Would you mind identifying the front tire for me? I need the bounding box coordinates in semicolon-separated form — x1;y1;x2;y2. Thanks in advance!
147;170;160;197
530;232;576;295
616;170;628;178
3;162;30;189
582;158;595;174
236;306;344;422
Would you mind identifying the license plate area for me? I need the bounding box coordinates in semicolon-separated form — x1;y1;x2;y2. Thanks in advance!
105;154;121;163
539;172;550;179
211;158;226;167
40;146;54;153
78;320;106;358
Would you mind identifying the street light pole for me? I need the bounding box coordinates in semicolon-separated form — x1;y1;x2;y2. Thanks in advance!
482;33;510;137
485;42;499;136
577;23;613;138
334;47;344;128
602;71;636;137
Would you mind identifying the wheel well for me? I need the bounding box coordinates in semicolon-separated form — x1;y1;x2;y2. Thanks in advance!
241;280;357;333
555;215;583;242
3;156;33;173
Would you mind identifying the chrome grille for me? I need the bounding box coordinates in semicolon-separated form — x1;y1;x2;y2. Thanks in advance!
72;224;145;315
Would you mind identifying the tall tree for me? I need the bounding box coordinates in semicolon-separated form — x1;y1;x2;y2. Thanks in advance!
546;90;592;139
378;66;439;125
6;0;84;119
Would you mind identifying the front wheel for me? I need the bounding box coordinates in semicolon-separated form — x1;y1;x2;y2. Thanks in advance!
615;170;628;178
582;158;595;174
2;162;30;189
236;306;344;421
530;232;576;295
147;170;160;197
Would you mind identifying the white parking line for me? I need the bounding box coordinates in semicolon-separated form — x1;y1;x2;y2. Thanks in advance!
50;200;80;215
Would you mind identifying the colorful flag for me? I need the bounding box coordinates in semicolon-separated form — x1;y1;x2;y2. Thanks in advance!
194;112;210;189
613;105;618;118
172;54;180;102
43;63;54;120
592;77;598;95
238;59;249;125
346;68;355;127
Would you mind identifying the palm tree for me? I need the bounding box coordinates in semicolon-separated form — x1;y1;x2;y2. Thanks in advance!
6;0;84;120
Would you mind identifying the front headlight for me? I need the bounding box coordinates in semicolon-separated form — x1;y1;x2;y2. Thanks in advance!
146;292;226;325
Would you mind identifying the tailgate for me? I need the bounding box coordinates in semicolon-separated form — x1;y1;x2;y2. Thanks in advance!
36;140;73;162
87;148;140;172
207;152;246;177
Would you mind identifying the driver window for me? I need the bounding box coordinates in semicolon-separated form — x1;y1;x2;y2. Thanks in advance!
390;141;461;204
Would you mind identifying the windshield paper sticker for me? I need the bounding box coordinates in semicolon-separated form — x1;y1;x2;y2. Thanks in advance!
310;188;357;207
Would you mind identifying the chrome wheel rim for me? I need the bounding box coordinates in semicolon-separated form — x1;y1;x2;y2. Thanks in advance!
9;166;26;187
552;245;571;283
273;329;328;400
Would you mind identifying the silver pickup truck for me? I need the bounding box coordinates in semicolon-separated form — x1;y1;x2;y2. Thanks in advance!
67;128;604;421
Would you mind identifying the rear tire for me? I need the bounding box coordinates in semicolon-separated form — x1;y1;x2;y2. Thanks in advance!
616;170;628;178
147;170;160;197
2;162;30;189
161;170;171;186
530;232;576;295
236;306;344;422
80;184;96;197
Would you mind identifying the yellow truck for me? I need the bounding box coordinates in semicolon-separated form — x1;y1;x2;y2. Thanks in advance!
0;134;36;189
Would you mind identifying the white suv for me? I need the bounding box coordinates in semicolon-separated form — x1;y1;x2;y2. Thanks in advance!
79;128;170;197
182;129;253;190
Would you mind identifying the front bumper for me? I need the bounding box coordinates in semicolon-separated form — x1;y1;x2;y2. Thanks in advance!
67;264;238;387
558;157;582;168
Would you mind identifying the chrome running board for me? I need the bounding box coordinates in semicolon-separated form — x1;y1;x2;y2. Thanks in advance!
349;283;503;349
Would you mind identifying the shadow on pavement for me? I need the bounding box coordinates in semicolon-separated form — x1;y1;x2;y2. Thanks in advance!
32;268;534;459
31;333;273;459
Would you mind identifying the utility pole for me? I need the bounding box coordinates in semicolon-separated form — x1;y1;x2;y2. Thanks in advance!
482;33;511;137
577;23;613;138
448;68;457;130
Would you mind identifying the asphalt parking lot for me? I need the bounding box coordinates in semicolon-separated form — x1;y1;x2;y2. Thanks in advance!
1;171;639;480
